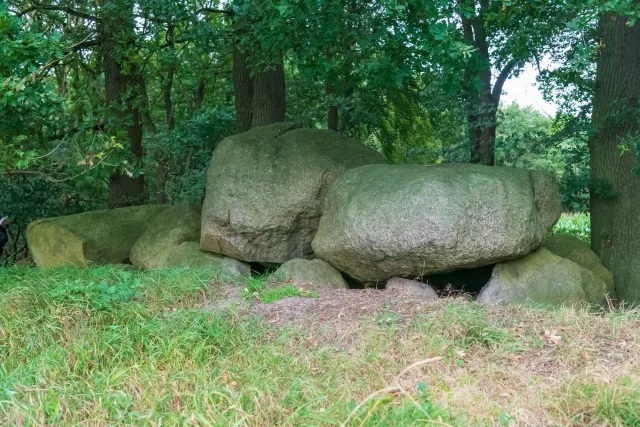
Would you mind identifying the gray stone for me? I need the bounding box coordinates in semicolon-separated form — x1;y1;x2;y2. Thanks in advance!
544;234;614;303
386;278;439;299
477;248;595;307
130;205;201;270
312;163;562;282
275;258;348;289
201;123;387;263
26;205;169;268
166;242;251;278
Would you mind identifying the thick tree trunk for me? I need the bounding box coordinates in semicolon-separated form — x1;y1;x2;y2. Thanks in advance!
590;9;640;302
233;46;254;133
468;94;497;165
251;63;286;128
101;1;145;208
467;47;496;166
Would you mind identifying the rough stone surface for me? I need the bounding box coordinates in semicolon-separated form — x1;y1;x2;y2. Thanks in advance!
26;205;169;268
275;258;348;289
201;123;387;263
544;234;614;303
130;205;201;270
385;278;439;299
166;242;251;277
312;163;562;281
477;248;594;306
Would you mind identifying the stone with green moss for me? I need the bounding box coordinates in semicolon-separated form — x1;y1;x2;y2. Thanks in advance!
477;248;596;307
544;234;614;303
130;205;201;270
274;258;348;289
26;205;169;268
201;123;388;264
166;242;251;278
312;163;562;282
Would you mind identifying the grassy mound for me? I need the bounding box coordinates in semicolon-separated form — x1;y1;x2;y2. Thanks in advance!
0;266;639;425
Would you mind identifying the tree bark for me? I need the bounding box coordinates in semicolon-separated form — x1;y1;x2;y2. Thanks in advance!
468;66;497;166
55;64;69;97
195;78;205;110
590;8;640;302
233;46;254;133
100;0;145;208
163;25;176;131
326;83;338;131
251;62;286;128
460;3;517;166
137;75;157;134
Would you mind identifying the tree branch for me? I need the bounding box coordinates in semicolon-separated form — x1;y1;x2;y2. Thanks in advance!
195;8;233;16
491;58;519;105
19;4;99;21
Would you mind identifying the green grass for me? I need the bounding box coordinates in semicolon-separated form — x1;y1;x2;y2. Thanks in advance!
553;212;591;244
243;275;320;303
1;265;639;425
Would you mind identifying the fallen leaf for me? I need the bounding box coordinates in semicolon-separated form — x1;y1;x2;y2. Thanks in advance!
544;329;562;344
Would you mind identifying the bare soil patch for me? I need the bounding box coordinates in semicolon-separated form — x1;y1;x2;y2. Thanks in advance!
249;286;448;327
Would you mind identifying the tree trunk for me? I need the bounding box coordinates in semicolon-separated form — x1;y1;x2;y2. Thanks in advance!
101;1;145;208
251;62;286;128
163;25;176;131
233;46;254;133
195;78;205;110
590;8;640;302
55;64;68;97
326;83;338;131
137;75;157;134
468;87;497;165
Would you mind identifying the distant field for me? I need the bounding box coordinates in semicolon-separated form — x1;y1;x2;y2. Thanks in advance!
1;265;638;425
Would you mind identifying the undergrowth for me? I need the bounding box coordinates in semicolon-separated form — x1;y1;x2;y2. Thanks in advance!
1;265;638;425
553;212;591;244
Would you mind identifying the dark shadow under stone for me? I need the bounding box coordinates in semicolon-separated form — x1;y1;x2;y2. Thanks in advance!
423;264;495;295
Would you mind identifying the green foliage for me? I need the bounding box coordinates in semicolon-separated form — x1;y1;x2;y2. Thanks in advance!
49;271;142;311
553;213;591;245
145;107;235;204
496;104;591;212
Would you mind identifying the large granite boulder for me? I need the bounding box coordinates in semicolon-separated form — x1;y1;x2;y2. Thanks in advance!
312;164;562;282
544;234;615;303
166;242;251;278
477;248;602;307
201;123;387;263
275;258;348;289
26;205;169;268
130;205;201;270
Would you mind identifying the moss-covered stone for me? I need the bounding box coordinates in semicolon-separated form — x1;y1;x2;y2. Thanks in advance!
26;205;169;268
275;258;348;289
201;123;387;263
166;242;251;277
312;163;562;282
544;234;615;302
130;205;201;270
477;248;595;307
